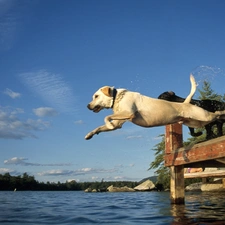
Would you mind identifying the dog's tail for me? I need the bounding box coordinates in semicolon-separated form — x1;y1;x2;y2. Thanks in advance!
183;74;196;104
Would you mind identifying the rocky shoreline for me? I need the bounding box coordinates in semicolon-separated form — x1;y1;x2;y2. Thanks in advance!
185;178;225;192
84;178;225;193
84;179;156;193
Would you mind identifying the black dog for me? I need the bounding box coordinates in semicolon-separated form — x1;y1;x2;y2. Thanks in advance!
158;91;225;140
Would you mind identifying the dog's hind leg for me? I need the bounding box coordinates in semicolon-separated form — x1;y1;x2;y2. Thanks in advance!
189;127;202;137
205;124;216;140
183;74;197;104
216;121;223;137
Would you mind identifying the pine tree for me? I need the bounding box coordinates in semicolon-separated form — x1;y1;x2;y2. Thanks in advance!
149;134;170;190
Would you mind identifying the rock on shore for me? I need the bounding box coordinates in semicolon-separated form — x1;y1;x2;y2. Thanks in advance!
185;178;225;192
134;179;155;191
107;185;135;192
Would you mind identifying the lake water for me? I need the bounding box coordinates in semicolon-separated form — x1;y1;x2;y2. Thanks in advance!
0;191;225;224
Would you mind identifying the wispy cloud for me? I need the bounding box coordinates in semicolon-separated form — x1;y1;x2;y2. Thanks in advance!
38;167;117;177
4;157;71;167
0;0;18;51
0;106;50;139
19;70;76;113
0;0;36;51
3;88;21;99
33;107;58;117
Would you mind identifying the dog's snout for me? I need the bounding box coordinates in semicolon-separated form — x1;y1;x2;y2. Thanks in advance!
87;104;91;109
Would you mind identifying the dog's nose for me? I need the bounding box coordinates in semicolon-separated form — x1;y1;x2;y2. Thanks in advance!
87;104;91;109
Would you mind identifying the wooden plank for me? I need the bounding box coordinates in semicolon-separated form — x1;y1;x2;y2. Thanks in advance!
182;160;225;168
165;123;183;154
170;166;185;204
164;136;225;167
216;157;225;164
184;170;225;179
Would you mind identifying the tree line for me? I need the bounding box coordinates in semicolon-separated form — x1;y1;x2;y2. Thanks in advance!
0;173;139;191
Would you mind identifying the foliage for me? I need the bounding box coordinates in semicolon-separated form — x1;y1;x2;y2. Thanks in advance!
149;134;170;190
149;80;225;189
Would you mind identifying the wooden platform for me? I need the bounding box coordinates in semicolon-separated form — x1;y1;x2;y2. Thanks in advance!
165;135;225;167
164;123;225;204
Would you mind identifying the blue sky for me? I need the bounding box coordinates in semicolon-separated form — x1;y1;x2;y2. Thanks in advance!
1;0;225;183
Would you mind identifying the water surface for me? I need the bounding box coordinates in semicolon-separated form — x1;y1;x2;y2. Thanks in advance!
0;191;225;224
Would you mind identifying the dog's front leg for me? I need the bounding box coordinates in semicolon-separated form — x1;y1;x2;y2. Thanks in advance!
85;120;125;140
85;125;109;140
104;113;134;129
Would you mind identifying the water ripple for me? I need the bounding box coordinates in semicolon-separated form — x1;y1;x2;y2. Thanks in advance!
0;191;225;224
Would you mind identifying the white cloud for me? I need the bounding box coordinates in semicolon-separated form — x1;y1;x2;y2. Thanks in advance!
38;169;74;176
126;135;143;140
4;157;27;165
0;106;50;139
80;168;92;172
74;120;84;125
114;176;124;180
0;168;14;174
4;157;71;166
19;70;76;113
33;107;58;117
3;88;21;98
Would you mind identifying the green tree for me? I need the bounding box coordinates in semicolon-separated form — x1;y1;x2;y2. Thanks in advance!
149;134;170;190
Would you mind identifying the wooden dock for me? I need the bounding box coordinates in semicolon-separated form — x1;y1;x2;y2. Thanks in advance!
164;123;225;204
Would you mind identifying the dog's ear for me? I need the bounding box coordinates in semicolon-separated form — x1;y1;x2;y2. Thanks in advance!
101;86;112;97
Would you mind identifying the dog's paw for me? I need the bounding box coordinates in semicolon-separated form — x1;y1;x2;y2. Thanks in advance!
85;133;94;140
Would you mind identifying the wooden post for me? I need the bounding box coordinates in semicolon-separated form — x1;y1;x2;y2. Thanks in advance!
165;124;184;204
222;178;225;189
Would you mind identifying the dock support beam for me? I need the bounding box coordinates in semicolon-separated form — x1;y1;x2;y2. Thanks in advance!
165;124;184;204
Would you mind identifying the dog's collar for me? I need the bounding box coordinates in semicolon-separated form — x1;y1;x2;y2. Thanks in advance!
111;88;117;108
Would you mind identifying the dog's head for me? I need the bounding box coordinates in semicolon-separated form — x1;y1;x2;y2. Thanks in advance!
158;91;176;101
87;86;115;113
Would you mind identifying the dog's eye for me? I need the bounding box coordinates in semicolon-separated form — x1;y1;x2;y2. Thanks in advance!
94;95;98;99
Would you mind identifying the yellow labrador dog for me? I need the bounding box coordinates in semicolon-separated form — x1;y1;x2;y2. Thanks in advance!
85;74;225;140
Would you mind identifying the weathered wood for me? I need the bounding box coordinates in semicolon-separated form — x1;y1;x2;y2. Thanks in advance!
165;136;225;167
165;123;183;154
165;124;225;204
165;124;184;204
170;165;185;204
182;160;225;168
184;170;225;179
